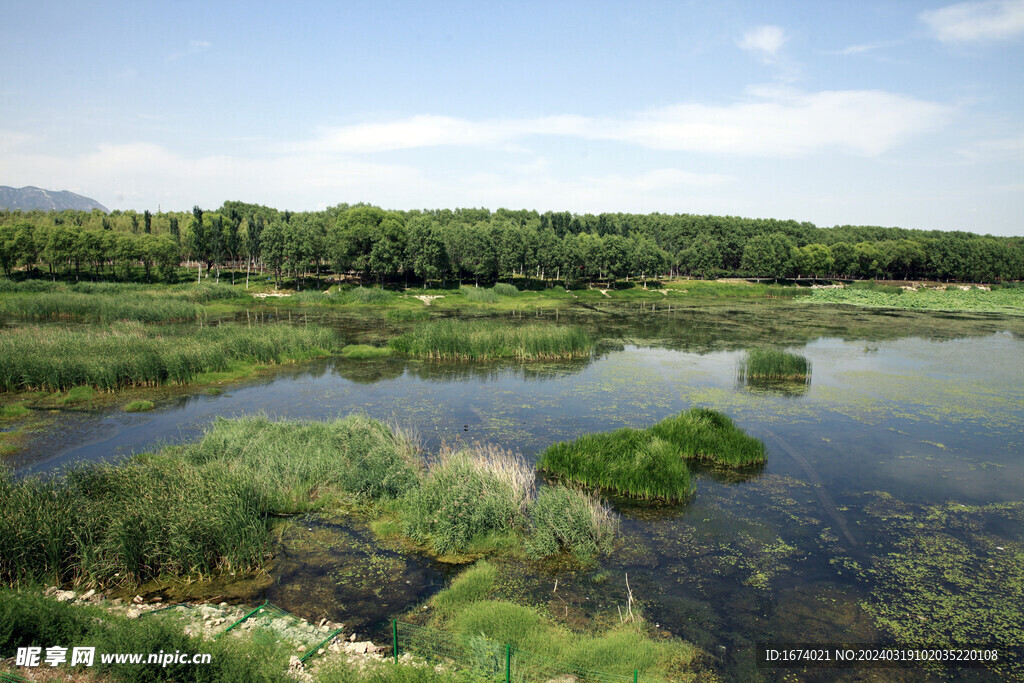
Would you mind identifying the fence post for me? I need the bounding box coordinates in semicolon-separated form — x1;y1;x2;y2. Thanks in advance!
505;644;511;683
634;669;638;683
392;619;398;664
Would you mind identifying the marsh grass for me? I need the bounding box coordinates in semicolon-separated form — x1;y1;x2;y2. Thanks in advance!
124;400;154;412
345;287;397;305
738;348;810;381
340;344;393;359
403;444;534;556
389;320;593;361
426;561;698;681
0;292;200;322
0;404;31;419
0;322;341;391
491;283;519;297
538;408;765;501
0;588;291;682
0;414;421;588
524;486;618;560
61;386;96;404
460;286;499;303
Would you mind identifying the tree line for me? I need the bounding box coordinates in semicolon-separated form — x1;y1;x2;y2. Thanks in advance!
1;203;1021;284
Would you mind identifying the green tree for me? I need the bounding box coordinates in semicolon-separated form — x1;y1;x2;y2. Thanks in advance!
740;232;792;278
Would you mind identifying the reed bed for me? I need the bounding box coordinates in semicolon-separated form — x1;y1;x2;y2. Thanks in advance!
524;486;618;560
461;285;499;303
0;292;200;322
537;408;765;501
403;444;535;555
389;320;593;361
0;322;341;391
491;282;520;296
345;286;396;305
738;348;810;381
0;414;420;587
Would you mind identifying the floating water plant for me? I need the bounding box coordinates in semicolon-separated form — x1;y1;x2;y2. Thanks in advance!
738;348;810;382
537;408;765;502
388;319;593;361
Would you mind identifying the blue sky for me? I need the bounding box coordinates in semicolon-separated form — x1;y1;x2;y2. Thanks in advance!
1;1;1022;235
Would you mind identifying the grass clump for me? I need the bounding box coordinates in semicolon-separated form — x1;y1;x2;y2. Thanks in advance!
538;408;765;501
0;414;421;588
0;404;31;420
340;344;393;359
0;322;341;391
0;589;290;682
345;286;396;305
403;444;534;556
0;292;200;322
739;348;810;381
389;319;593;361
460;285;499;303
124;400;154;412
182;414;422;511
60;385;96;404
524;486;618;560
492;282;519;297
420;562;700;681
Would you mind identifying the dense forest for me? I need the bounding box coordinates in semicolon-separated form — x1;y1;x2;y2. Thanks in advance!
1;203;1021;285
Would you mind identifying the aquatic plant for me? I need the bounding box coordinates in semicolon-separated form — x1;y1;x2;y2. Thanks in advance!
461;285;499;303
538;408;765;501
0;322;341;392
340;344;393;359
402;444;534;555
524;486;618;560
0;292;200;322
491;282;519;297
124;400;154;412
182;414;422;511
0;589;292;682
388;320;593;361
738;348;810;382
345;286;396;305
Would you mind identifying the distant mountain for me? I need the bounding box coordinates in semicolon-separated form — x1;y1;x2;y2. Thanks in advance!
0;186;108;212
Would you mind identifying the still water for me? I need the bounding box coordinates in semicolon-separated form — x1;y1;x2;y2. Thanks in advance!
9;303;1024;680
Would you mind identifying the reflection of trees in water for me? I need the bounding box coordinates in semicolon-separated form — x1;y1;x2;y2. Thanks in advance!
328;356;594;385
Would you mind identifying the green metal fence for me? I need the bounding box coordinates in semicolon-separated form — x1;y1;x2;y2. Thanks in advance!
392;620;641;682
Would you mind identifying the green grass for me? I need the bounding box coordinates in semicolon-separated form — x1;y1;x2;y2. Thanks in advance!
345;286;397;305
0;291;200;322
491;282;519;297
808;285;1024;315
0;405;31;420
402;445;534;556
524;486;618;561
389;319;593;361
537;408;765;501
0;322;341;392
0;414;421;588
60;385;96;404
460;285;499;303
340;344;393;359
124;400;155;412
0;589;291;682
738;348;810;381
417;561;699;682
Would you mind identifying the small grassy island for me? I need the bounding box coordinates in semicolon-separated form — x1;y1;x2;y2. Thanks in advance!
537;408;766;502
388;319;594;361
738;348;811;382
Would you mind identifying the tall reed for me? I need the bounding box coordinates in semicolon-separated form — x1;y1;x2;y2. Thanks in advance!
738;348;810;381
0;322;341;391
0;292;199;322
389;320;593;361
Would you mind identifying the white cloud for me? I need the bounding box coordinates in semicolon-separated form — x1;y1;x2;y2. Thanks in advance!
168;40;212;61
921;0;1024;43
738;25;787;59
303;88;951;158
